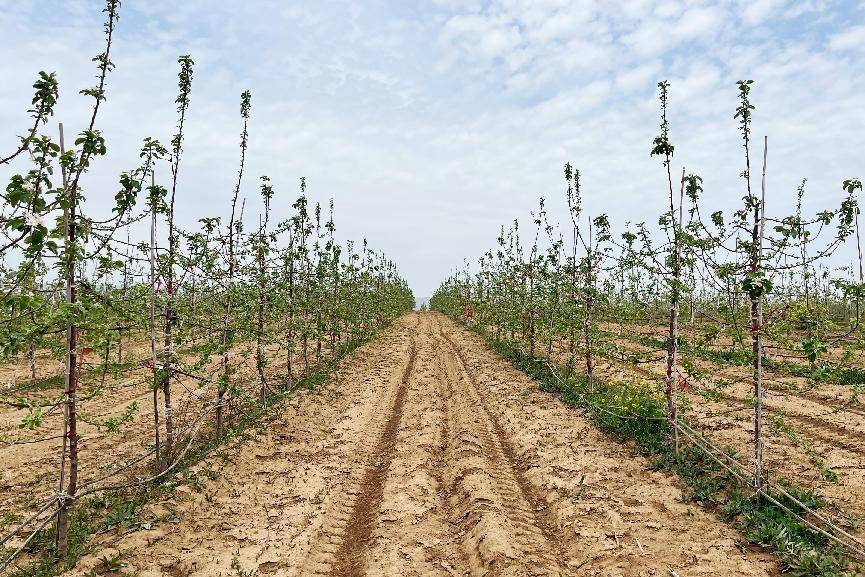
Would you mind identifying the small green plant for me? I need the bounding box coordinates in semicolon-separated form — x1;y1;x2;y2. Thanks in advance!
80;401;139;433
569;474;587;502
803;337;828;364
93;553;127;575
231;552;257;577
17;401;45;430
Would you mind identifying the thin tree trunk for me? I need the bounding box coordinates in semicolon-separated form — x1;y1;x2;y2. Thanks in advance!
664;169;686;455
569;250;577;365
286;243;295;386
257;209;269;403
149;171;160;468
161;184;177;462
27;320;36;380
219;92;249;432
189;270;196;343
856;205;863;324
118;236;128;363
56;122;78;558
218;198;238;433
584;222;595;392
753;136;768;488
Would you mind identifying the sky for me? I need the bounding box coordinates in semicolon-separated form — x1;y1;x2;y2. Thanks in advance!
1;0;864;298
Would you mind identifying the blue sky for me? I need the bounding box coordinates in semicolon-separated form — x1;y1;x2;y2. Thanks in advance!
1;0;864;296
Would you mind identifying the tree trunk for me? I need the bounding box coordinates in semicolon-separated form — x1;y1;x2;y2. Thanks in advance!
584;223;595;392
752;137;768;488
149;174;161;468
56;122;79;558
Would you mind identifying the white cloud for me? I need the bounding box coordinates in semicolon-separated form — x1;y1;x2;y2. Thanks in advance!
615;61;663;92
1;0;863;297
829;24;865;51
741;0;787;26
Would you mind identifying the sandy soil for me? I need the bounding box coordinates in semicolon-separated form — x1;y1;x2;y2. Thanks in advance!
56;312;777;576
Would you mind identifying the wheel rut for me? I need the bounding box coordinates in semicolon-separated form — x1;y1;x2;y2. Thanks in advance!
364;314;471;576
328;334;418;576
434;317;568;574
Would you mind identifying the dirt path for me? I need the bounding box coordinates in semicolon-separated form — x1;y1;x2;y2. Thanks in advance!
62;313;776;576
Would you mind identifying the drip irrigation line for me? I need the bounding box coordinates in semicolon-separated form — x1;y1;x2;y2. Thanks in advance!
0;496;58;549
0;509;60;572
0;433;65;447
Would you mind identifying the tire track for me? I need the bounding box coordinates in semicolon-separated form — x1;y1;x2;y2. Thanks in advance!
365;314;470;576
434;317;568;574
427;332;472;574
294;327;415;576
328;332;418;576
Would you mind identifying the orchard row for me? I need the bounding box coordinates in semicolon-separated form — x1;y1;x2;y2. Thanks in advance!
0;1;413;568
